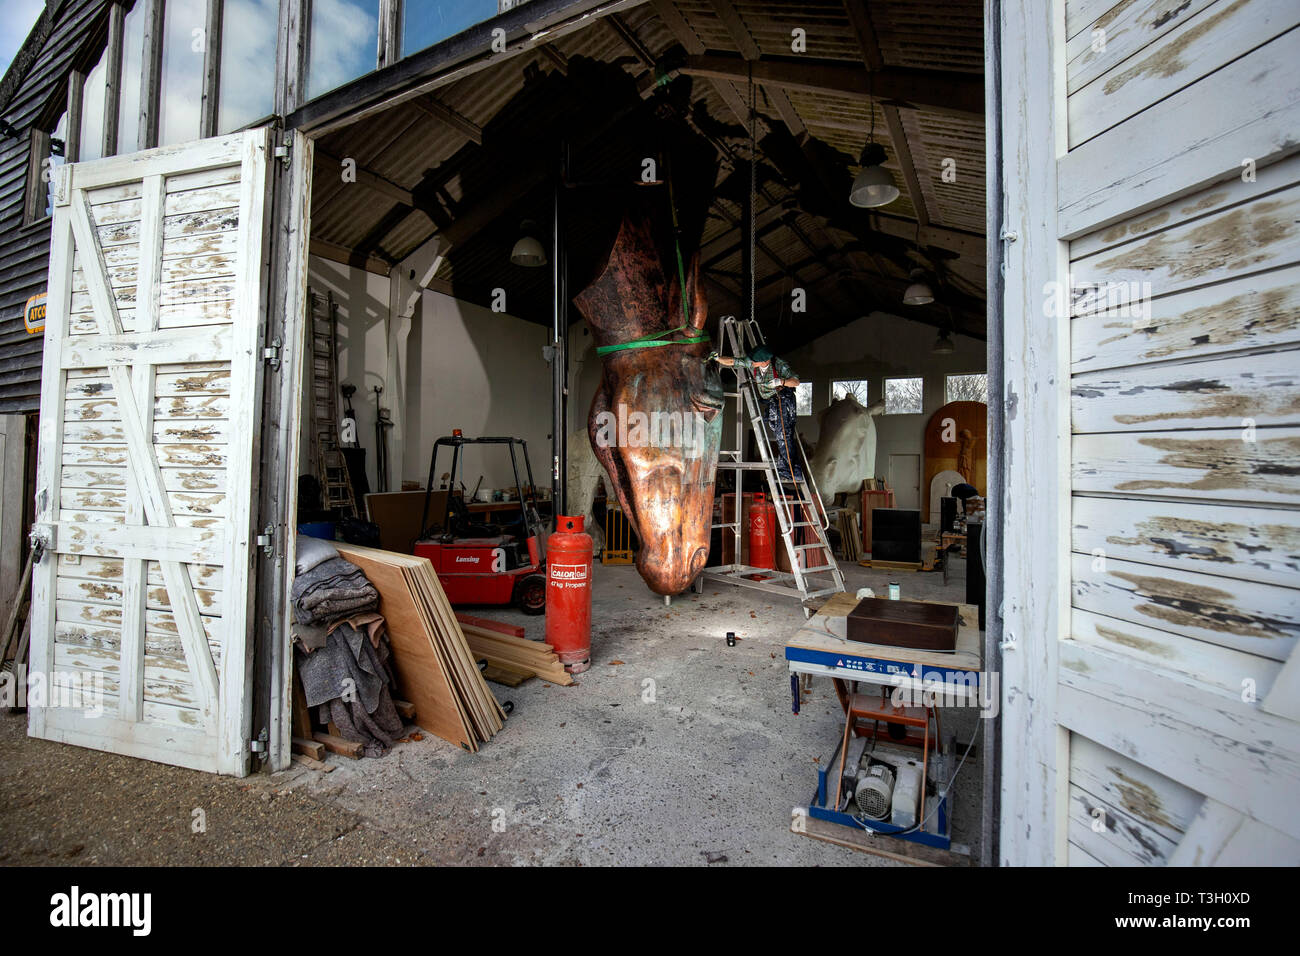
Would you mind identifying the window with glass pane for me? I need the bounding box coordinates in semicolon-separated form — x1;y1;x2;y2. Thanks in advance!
401;1;499;58
218;0;278;132
306;0;381;100
884;377;923;415
158;0;206;145
45;113;69;217
945;373;989;404
118;0;146;151
795;382;813;416
832;380;870;405
80;56;108;161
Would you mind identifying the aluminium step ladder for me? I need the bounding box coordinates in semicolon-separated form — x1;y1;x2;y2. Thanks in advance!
704;315;845;617
307;288;358;518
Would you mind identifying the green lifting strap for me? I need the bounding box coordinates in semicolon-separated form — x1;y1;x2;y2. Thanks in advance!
596;325;710;355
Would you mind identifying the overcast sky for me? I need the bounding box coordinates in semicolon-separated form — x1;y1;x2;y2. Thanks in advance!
1;0;46;80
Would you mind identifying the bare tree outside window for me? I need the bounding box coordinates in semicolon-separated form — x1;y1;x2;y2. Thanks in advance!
945;373;989;404
884;377;923;415
832;379;870;405
795;382;813;416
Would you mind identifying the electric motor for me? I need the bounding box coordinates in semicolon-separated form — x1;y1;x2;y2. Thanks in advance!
854;763;895;820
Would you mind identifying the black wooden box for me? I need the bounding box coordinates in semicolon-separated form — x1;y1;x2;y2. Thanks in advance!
846;597;959;650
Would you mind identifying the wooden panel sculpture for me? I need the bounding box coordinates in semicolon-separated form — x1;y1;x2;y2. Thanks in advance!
922;401;987;522
572;208;723;595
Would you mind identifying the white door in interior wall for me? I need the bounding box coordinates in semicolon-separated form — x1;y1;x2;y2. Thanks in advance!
887;454;920;511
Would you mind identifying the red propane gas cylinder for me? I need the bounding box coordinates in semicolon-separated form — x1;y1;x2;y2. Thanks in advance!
748;496;777;570
546;515;593;673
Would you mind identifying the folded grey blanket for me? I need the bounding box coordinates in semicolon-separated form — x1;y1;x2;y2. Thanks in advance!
291;555;378;626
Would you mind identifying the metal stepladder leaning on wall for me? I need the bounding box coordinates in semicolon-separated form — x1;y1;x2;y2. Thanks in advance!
704;315;845;618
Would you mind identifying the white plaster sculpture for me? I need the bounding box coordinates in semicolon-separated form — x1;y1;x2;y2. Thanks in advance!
808;395;886;504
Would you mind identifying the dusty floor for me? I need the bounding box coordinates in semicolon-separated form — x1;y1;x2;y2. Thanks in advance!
0;555;984;866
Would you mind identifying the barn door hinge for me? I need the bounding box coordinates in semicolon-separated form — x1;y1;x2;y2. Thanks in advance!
274;136;292;168
263;338;282;370
250;727;268;761
256;524;277;558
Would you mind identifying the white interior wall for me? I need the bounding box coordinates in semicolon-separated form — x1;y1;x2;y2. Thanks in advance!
402;290;554;493
304;257;393;495
786;311;986;483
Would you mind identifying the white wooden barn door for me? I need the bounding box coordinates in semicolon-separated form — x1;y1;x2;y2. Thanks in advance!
999;0;1300;864
27;130;274;775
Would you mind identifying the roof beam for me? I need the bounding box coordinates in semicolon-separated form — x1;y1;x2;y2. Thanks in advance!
605;13;656;68
650;0;752;125
706;0;806;136
310;239;393;276
314;147;414;205
867;215;985;258
677;52;984;116
410;95;483;144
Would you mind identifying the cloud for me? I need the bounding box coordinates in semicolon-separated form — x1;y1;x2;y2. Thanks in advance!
0;0;49;80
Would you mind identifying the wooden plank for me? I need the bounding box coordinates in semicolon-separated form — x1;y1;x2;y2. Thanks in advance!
454;613;525;638
1057;28;1300;238
312;731;362;759
1071;495;1300;590
1070;181;1300;315
1067;0;1298;149
292;736;325;760
1071;551;1299;660
1068;733;1202;845
1072;427;1300;505
1067;781;1179;865
1066;1;1219;95
1071;348;1300;433
1070;265;1300;373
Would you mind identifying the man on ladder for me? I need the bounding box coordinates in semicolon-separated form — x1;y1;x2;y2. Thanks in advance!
710;345;804;481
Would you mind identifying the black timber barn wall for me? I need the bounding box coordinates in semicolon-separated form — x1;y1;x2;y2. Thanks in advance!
0;0;110;414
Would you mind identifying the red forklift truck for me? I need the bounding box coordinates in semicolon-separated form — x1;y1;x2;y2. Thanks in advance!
412;433;548;614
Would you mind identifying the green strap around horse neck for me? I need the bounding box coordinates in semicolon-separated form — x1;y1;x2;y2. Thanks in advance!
596;324;710;355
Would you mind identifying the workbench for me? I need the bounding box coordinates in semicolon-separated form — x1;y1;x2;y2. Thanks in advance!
785;592;985;859
785;592;983;702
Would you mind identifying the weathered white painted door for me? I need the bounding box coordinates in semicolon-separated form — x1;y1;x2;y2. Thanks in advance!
999;0;1300;864
27;130;275;775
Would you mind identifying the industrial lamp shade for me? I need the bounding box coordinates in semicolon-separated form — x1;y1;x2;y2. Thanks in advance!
849;142;899;208
510;221;547;267
903;280;935;305
932;330;956;354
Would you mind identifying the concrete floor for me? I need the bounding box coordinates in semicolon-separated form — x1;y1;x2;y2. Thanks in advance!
0;556;983;866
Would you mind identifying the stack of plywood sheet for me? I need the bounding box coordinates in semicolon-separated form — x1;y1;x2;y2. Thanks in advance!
334;544;504;751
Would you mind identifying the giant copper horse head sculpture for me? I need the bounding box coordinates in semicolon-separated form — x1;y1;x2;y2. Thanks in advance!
573;205;723;594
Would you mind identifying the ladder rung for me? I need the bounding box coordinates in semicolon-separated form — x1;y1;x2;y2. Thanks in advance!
792;543;824;551
804;587;845;600
801;564;838;574
710;522;740;530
